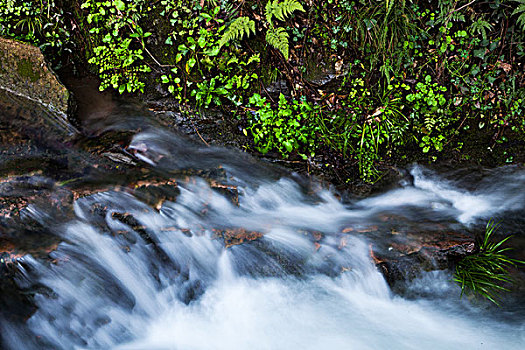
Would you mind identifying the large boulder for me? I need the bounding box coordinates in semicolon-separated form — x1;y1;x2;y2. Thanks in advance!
0;37;70;118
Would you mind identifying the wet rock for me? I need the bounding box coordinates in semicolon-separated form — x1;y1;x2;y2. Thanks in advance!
264;80;290;97
0;87;76;154
209;181;239;206
0;262;37;325
372;230;475;287
212;228;264;248
0;37;70;117
146;101;251;150
0;174;74;220
0;210;63;325
338;216;477;285
132;179;180;210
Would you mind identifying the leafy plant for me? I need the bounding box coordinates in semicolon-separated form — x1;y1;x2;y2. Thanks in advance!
159;2;260;108
454;220;525;305
80;0;152;93
219;0;305;59
265;0;305;23
469;17;493;40
219;16;256;48
513;0;525;31
406;75;455;154
0;0;71;54
265;26;291;59
192;77;228;108
246;93;319;159
340;0;421;80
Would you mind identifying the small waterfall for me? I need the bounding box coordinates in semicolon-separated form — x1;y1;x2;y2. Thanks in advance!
2;127;525;350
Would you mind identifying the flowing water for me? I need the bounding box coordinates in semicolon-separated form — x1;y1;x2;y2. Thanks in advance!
1;96;525;349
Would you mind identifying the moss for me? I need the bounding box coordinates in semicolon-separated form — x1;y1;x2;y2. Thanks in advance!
16;58;41;82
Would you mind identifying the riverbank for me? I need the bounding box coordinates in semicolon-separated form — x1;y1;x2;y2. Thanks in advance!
1;0;524;189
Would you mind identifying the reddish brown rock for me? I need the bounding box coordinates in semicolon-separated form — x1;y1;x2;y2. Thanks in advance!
212;228;264;248
371;230;476;286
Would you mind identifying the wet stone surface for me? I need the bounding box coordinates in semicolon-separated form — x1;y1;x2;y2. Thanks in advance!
0;37;70;117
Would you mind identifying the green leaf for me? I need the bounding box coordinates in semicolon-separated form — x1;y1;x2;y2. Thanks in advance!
266;26;290;59
197;35;206;48
283;140;293;152
205;46;220;57
219;16;256;48
115;0;125;11
474;49;486;59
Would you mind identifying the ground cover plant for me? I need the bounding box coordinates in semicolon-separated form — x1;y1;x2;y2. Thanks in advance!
454;220;525;305
0;0;524;182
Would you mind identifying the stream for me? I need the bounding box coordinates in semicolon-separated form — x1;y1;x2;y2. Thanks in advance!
1;88;525;349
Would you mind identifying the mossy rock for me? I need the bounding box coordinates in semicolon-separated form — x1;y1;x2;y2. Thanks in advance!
0;37;70;117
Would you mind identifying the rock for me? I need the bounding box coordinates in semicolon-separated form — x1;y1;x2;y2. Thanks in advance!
371;229;476;287
0;199;64;325
212;228;264;248
0;174;74;220
209;181;239;206
0;37;70;118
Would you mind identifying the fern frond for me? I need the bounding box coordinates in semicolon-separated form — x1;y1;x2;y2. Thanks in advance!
470;19;492;40
265;0;275;23
266;25;290;59
513;0;525;31
219;16;256;47
265;0;305;24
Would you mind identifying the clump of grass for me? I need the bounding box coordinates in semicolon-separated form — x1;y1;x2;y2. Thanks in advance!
454;219;524;305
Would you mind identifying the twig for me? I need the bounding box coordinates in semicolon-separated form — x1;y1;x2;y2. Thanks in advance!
190;118;210;146
144;46;175;68
443;113;469;148
451;0;477;14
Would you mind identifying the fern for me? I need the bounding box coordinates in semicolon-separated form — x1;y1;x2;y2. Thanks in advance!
220;0;305;60
219;16;256;48
266;25;290;59
265;0;305;24
470;18;492;40
513;0;525;31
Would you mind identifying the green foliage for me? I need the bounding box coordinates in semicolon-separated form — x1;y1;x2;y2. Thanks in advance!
469;17;492;40
219;0;305;60
265;0;305;24
80;0;152;93
0;0;71;53
324;77;411;182
69;0;525;182
454;220;525;305
219;16;256;48
513;0;525;30
266;26;290;60
192;77;228;108
159;1;260;109
246;93;319;159
6;0;523;183
336;0;421;80
406;75;455;155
